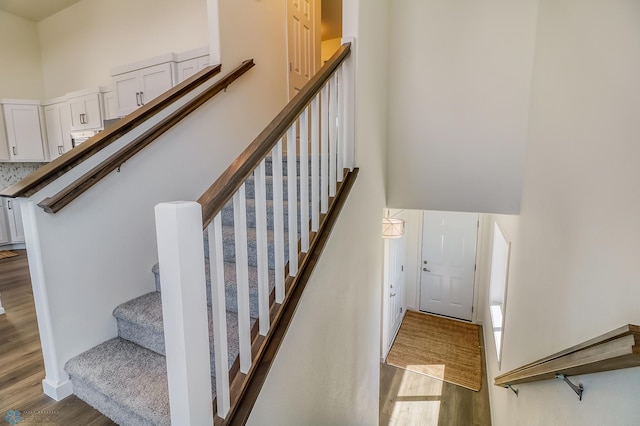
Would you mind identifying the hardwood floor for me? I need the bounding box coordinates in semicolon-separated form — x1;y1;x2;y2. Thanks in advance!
380;327;492;426
0;250;114;425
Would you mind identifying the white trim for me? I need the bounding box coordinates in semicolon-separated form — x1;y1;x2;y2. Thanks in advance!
21;200;68;400
42;378;73;401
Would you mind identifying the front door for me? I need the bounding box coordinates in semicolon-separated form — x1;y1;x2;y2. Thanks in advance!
388;238;404;342
420;211;478;321
287;0;318;99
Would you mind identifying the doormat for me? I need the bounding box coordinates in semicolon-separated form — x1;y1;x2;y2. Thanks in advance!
0;251;18;260
386;311;483;391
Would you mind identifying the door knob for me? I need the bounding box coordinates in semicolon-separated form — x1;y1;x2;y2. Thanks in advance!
423;260;428;264
390;293;396;297
423;267;431;272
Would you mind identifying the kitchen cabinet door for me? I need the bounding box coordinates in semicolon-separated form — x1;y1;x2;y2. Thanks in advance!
0;200;9;245
2;103;46;162
103;91;119;120
45;102;73;160
69;93;103;130
6;199;24;243
114;62;174;117
176;56;210;84
0;111;9;161
139;63;174;105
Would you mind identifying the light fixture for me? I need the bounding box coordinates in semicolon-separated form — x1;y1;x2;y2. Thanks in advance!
382;217;405;239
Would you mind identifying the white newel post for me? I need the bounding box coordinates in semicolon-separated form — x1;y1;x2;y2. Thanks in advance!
155;202;213;426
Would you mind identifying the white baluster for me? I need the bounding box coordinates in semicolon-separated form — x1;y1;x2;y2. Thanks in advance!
299;107;310;252
329;73;337;197
233;185;251;373
207;215;230;418
254;161;270;336
311;95;320;232
321;84;329;213
155;202;213;426
271;140;285;303
341;38;356;171
287;123;299;276
336;66;344;183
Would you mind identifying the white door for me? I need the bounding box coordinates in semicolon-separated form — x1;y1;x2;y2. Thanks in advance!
388;238;404;340
420;211;478;321
287;0;318;99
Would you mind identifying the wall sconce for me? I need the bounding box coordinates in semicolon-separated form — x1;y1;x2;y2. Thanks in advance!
382;217;405;239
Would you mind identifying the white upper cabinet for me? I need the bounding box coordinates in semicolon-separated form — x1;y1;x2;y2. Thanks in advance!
68;92;103;130
102;89;118;120
0;199;9;245
0;111;9;161
113;62;174;117
44;100;73;160
175;47;210;84
1;101;47;162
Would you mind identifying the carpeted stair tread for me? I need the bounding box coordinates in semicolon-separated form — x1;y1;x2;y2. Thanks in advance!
64;337;173;426
220;197;312;232
114;291;257;370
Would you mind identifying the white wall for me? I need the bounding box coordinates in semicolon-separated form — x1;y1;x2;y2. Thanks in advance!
25;0;287;398
0;11;45;99
247;0;389;423
481;1;640;424
37;0;209;98
386;0;538;214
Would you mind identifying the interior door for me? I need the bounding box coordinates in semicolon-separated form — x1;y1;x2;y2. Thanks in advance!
420;211;478;321
287;0;317;99
388;238;404;342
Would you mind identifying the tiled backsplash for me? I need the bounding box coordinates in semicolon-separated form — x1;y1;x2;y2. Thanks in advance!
0;163;45;191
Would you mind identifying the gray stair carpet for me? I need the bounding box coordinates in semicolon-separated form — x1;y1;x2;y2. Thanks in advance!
151;260;276;315
65;155;310;425
65;338;173;426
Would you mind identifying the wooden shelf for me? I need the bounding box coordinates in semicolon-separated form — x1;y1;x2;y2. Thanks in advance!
495;324;640;387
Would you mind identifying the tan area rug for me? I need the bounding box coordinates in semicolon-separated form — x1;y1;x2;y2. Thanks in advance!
386;311;482;391
0;250;18;260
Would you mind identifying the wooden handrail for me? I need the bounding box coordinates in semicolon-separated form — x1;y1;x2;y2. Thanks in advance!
36;60;255;213
495;324;640;387
0;63;223;199
198;43;351;228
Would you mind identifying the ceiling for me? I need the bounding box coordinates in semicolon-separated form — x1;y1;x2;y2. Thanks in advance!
0;0;82;22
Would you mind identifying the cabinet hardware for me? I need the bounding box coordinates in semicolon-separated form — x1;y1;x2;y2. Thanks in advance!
58;146;63;155
12;147;16;156
136;92;141;106
140;91;144;105
7;200;12;210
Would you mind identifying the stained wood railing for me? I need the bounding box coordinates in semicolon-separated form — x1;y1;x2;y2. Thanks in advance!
0;64;224;200
154;42;355;425
36;60;254;213
495;324;640;399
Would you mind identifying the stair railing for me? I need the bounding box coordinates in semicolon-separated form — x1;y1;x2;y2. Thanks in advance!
154;42;355;425
495;324;640;400
0;63;224;200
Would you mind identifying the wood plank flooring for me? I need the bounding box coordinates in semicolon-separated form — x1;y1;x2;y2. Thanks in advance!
380;325;492;425
0;250;114;425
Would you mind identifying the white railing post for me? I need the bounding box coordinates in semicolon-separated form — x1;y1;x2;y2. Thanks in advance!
207;214;230;418
155;201;213;426
341;37;356;170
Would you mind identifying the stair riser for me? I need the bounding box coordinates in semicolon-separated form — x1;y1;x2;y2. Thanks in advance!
220;200;312;232
264;156;313;176
245;176;319;201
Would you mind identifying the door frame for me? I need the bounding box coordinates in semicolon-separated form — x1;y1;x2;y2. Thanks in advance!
381;237;406;361
416;210;484;324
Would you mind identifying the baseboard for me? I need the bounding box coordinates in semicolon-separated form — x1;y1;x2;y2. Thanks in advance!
42;378;73;401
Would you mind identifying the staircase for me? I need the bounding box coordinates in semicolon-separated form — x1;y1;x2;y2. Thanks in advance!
64;156;307;426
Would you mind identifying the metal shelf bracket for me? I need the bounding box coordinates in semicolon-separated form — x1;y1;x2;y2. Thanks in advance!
504;384;519;397
555;374;584;401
